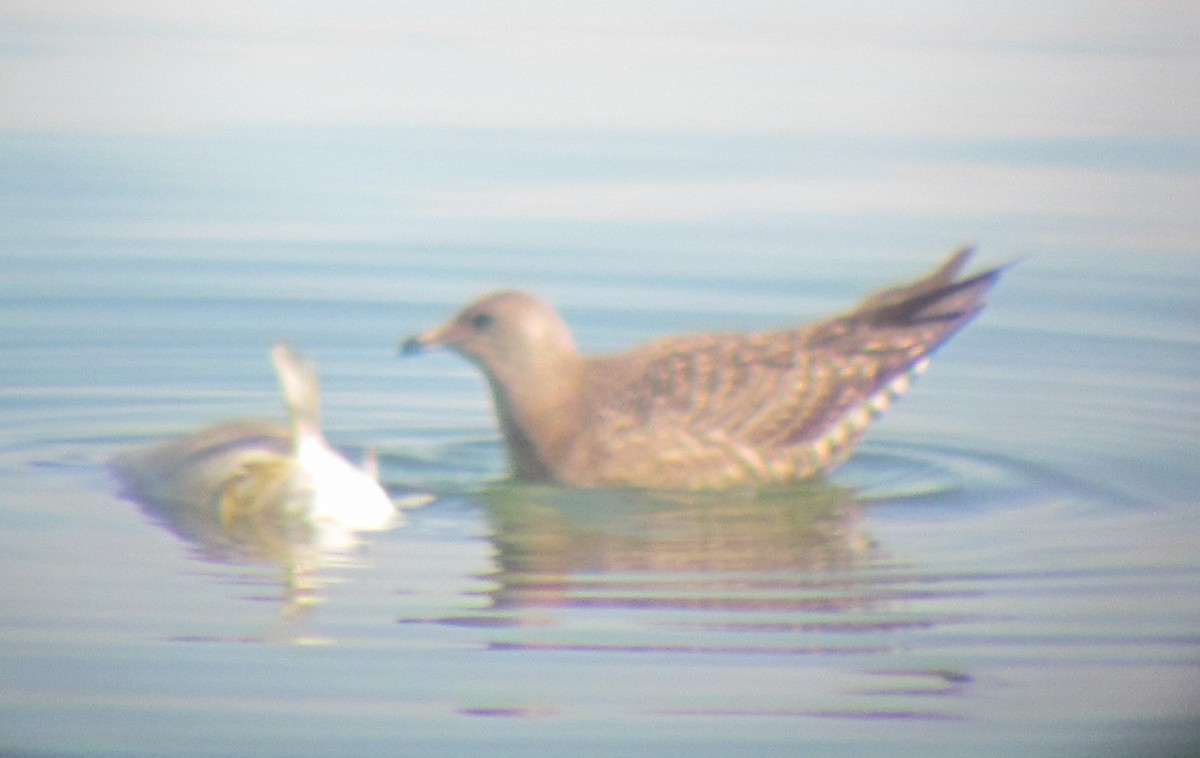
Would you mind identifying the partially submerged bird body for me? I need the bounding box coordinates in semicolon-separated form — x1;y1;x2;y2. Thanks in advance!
114;418;293;519
113;345;399;554
402;249;1001;491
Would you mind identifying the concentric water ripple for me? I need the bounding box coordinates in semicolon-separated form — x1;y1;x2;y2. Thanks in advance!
381;439;1101;663
4;317;1198;746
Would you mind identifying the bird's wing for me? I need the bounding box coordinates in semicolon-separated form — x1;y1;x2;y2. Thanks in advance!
583;252;1001;481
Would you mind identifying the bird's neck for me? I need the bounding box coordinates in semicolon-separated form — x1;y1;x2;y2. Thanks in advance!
485;354;585;481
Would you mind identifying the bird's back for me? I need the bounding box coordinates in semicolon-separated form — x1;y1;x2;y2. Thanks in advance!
563;252;1001;490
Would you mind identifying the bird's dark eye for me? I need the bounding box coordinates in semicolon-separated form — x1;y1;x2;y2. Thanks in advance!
470;312;494;332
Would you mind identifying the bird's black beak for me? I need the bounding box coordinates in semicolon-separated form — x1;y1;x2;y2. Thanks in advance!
398;326;448;356
398;335;426;356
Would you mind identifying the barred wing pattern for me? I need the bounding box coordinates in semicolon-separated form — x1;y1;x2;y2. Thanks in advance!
576;256;999;489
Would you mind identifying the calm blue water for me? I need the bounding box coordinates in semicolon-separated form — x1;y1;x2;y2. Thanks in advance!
3;8;1200;755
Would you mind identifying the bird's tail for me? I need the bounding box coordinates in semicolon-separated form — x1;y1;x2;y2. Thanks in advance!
856;246;1005;330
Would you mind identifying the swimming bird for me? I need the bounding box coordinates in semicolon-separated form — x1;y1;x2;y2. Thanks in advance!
113;344;403;554
400;248;1001;491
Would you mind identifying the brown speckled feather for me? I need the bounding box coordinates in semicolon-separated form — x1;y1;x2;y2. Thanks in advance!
401;247;1002;491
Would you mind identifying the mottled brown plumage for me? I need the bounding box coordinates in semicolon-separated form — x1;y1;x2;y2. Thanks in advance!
401;248;1001;490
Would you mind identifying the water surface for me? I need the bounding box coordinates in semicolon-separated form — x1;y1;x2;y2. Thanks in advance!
3;215;1198;757
2;5;1200;756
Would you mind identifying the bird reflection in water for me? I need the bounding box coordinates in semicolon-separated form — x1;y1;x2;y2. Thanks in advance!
111;345;429;635
409;478;967;714
474;482;876;623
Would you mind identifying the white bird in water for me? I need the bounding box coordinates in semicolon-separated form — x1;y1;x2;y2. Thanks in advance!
113;344;416;559
268;344;401;533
